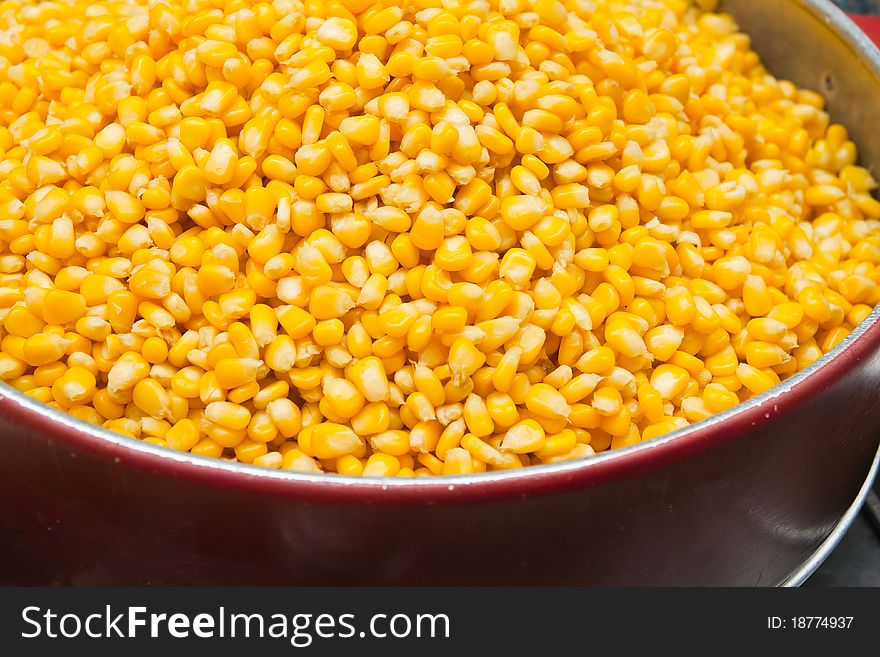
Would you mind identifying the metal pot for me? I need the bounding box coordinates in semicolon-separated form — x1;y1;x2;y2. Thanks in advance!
1;0;879;586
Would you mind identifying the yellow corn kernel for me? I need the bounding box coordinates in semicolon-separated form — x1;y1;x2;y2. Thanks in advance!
500;195;544;231
165;419;200;452
736;363;777;395
23;333;70;367
132;378;172;420
462;393;493;437
461;434;519;469
500;419;546;454
316;17;359;51
309;285;356;320
702;382;740;413
214;358;261;389
310;422;364;459
0;0;873;477
281;448;322;473
348;356;389;403
442;448;475;475
650;364;691;400
742;275;773;317
205;401;252;431
53;367;97;406
524;383;571;419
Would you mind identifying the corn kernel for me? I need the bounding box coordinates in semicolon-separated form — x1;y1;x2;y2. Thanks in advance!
0;0;872;477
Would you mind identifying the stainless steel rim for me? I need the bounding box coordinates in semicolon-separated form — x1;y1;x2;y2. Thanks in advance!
781;443;880;586
4;301;880;488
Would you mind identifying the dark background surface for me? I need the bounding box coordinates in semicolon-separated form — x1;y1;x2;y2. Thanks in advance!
834;0;880;12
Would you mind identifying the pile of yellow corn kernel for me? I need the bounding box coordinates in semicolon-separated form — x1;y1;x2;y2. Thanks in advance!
1;0;879;477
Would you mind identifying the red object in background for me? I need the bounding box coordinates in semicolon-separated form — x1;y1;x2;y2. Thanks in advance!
853;15;880;44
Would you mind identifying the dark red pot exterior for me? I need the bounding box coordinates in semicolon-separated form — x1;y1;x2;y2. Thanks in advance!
1;315;879;586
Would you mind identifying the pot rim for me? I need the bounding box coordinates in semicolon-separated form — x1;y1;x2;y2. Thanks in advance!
780;443;880;586
4;306;880;504
2;0;880;504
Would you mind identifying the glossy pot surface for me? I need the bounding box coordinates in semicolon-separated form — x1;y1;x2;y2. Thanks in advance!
2;0;880;585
